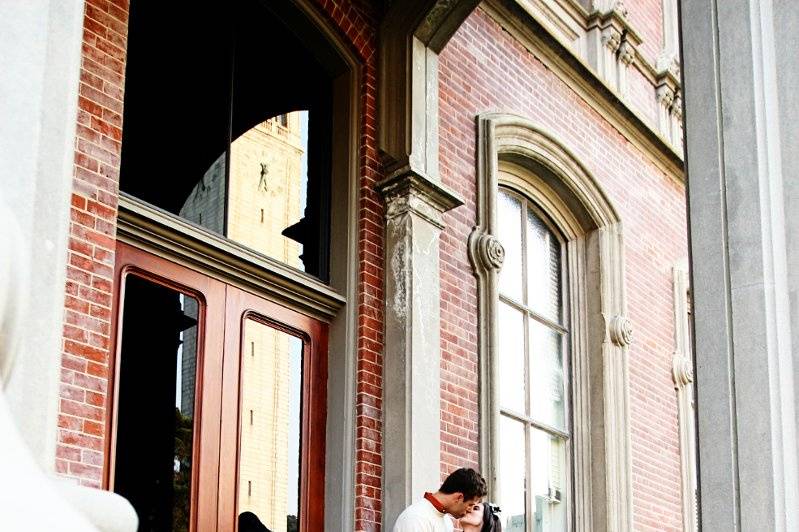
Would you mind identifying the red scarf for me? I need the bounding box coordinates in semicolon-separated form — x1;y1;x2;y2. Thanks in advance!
424;492;446;514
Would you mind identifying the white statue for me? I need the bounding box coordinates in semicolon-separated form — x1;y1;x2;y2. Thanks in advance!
0;204;137;532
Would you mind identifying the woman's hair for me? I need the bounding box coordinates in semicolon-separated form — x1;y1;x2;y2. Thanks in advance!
480;503;502;532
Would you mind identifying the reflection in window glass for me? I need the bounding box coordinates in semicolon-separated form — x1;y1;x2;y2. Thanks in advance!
497;190;523;301
498;302;526;413
238;318;303;532
119;1;332;281
527;207;561;323
499;416;527;531
528;320;565;431
228;111;309;271
496;186;570;532
114;276;199;532
530;429;568;532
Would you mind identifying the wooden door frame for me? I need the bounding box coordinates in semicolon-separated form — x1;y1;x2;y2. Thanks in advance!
218;286;328;532
108;242;227;531
108;242;328;531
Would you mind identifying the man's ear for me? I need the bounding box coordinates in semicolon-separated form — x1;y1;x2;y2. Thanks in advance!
455;492;464;503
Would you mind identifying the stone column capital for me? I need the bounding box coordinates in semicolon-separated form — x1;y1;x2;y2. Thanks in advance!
376;170;464;228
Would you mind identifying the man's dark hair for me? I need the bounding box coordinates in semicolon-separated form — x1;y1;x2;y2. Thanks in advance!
439;467;488;500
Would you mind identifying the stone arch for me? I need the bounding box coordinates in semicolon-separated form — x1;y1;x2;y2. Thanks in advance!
469;113;633;532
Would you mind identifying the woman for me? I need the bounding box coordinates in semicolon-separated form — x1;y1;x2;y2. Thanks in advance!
456;502;502;532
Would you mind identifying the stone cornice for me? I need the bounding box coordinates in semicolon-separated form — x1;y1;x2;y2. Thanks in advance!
518;0;681;97
484;0;684;181
584;4;643;47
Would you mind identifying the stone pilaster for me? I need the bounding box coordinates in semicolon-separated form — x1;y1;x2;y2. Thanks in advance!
681;0;799;529
585;5;641;92
376;172;463;529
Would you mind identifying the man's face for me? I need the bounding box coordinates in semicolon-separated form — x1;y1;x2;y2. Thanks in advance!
448;495;483;519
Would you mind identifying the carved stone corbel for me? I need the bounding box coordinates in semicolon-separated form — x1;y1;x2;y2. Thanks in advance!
656;83;676;138
616;35;637;98
609;314;633;346
672;352;694;389
586;6;641;92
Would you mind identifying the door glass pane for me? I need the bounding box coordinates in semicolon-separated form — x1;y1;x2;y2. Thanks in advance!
529;320;566;431
499;415;527;531
114;275;200;532
238;318;303;532
530;428;568;532
498;302;526;413
497;189;523;301
526;208;561;323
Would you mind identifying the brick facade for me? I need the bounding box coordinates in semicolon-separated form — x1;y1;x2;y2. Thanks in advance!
439;7;686;531
58;1;686;531
57;0;127;486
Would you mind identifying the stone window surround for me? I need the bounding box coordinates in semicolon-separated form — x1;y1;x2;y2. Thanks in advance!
469;113;633;532
672;264;697;532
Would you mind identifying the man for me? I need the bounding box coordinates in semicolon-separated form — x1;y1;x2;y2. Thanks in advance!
393;468;488;532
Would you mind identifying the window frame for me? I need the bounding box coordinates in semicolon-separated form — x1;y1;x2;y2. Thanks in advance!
496;185;574;529
469;113;634;532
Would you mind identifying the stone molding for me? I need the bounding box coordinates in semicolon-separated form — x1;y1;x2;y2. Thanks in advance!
609;315;633;346
482;0;684;182
672;265;697;531
471;113;633;532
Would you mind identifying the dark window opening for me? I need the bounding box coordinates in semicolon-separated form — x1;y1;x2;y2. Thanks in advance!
114;275;199;532
120;0;336;281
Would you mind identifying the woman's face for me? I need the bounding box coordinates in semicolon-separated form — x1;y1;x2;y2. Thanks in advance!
459;502;484;527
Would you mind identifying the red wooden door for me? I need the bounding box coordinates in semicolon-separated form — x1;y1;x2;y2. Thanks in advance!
109;242;327;531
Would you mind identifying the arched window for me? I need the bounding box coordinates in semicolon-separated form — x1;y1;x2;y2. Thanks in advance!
496;187;570;530
470;114;634;532
120;0;345;282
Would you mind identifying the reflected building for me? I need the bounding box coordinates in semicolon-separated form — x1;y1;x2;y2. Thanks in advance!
181;112;306;532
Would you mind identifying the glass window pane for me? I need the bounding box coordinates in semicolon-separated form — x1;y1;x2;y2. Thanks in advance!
530;428;568;532
529;320;566;430
498;302;526;413
227;111;309;271
497;189;523;301
238;318;303;532
119;1;333;282
113;276;200;531
499;416;527;532
526;208;562;323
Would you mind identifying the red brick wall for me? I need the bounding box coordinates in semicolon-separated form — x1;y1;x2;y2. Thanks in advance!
626;0;664;65
59;4;385;532
629;65;658;126
438;7;686;531
56;0;127;486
